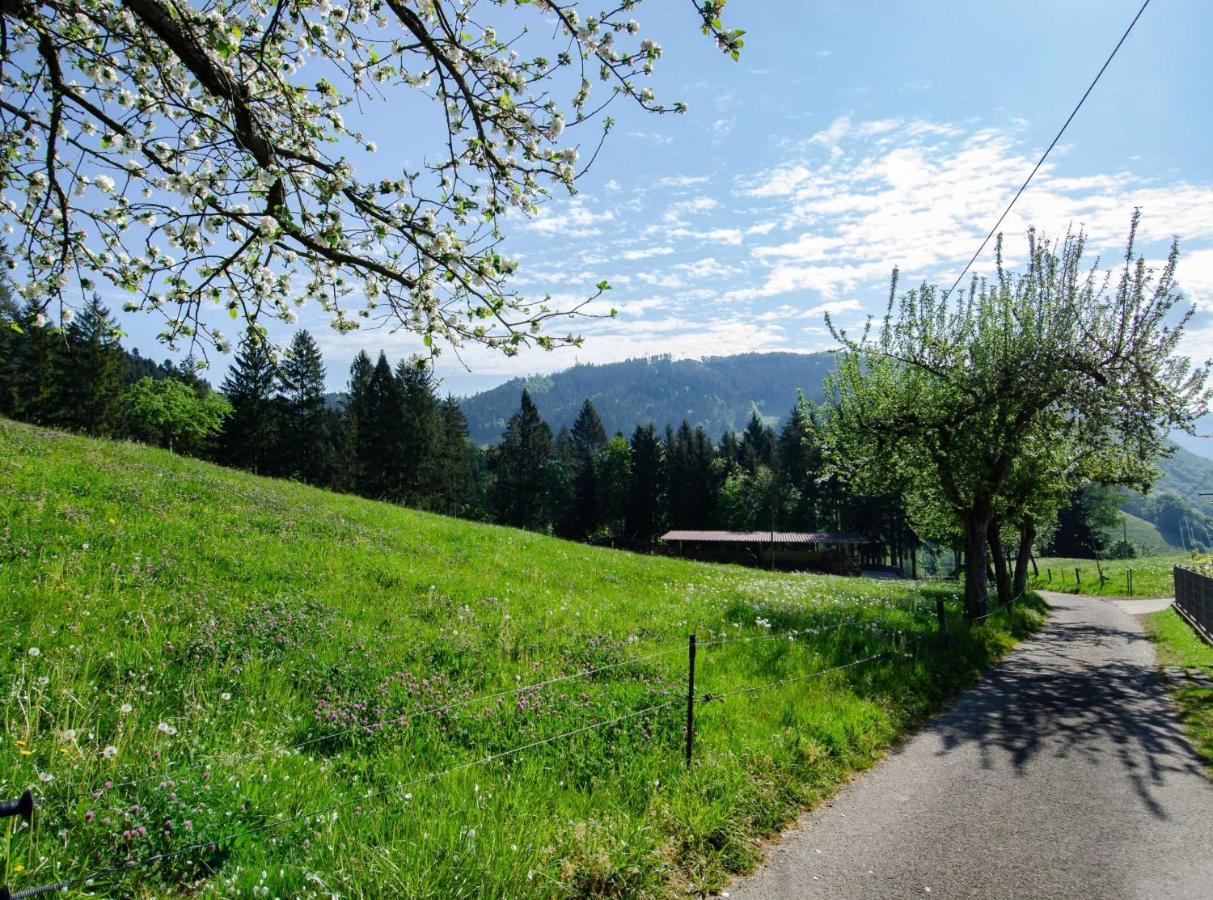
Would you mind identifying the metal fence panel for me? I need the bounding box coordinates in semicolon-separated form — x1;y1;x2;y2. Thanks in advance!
1173;566;1213;645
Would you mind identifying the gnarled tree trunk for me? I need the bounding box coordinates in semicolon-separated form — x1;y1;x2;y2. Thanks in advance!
988;515;1011;606
1012;519;1036;598
962;513;991;620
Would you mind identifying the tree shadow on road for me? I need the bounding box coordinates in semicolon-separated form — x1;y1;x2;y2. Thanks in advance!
926;608;1206;819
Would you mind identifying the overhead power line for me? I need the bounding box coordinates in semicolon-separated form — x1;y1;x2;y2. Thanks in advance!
942;0;1152;299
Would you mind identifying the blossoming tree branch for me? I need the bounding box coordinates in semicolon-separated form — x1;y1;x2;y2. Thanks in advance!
0;0;743;358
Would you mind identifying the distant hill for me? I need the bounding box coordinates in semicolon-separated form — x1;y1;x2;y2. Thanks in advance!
1142;443;1213;500
459;351;839;443
460;349;1213;550
1105;511;1173;553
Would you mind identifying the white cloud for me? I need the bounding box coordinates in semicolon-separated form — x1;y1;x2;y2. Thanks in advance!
619;246;676;261
735;118;1213;303
656;175;711;188
526;197;615;235
745;165;814;198
663;195;720;224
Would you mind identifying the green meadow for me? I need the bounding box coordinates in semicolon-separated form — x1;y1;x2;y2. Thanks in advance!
1029;553;1189;598
0;419;1042;897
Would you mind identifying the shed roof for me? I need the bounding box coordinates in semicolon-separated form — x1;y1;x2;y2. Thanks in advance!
660;530;871;545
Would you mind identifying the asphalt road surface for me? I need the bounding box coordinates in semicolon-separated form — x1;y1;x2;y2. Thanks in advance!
729;591;1213;899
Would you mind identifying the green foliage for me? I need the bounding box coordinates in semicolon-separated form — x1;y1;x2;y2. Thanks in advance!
219;335;281;473
0;418;1041;897
47;297;128;437
278;329;335;485
123;377;231;454
490;389;553;529
1140;491;1213;551
1047;483;1124;557
825;216;1210;616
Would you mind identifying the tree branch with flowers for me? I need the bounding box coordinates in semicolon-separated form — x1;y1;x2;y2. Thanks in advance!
0;0;743;359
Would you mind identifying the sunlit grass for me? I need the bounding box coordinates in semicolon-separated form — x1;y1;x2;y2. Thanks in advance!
0;419;1043;897
1144;607;1213;773
1029;553;1189;598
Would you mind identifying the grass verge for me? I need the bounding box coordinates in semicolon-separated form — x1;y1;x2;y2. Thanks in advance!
0;419;1043;897
1144;608;1213;772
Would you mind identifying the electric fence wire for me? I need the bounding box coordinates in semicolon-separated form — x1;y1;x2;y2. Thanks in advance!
700;651;891;704
9;621;965;897
53;639;697;804
57;616;900;804
7;698;685;899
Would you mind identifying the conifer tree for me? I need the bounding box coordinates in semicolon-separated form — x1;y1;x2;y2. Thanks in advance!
490;390;553;529
279;330;333;486
220;336;281;473
740;410;775;473
358;352;407;500
626;423;668;547
545;426;576;536
566;399;608;539
597;434;632;544
436;396;482;517
666;421;719;528
0;266;24;418
775;392;824;529
396;357;442;506
2;303;59;424
343;350;375;492
48;296;128;437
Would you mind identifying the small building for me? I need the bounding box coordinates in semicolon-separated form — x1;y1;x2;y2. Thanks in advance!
659;530;871;574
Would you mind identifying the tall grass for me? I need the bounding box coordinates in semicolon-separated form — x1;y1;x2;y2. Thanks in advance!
0;420;1042;897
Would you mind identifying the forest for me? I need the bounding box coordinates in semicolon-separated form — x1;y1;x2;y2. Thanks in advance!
1;288;1154;575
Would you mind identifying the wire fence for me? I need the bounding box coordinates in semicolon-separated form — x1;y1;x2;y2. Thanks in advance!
0;602;1018;898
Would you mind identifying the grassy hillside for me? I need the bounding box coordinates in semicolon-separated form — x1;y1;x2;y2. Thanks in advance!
0;419;1040;898
1106;512;1176;553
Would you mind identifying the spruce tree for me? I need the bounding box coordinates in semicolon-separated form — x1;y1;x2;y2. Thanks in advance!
357;352;406;500
775;392;824;529
0;269;22;418
666;421;718;528
740;410;775;473
566;398;608;539
220;335;281;473
597;434;631;544
436;396;481;517
3;302;59;424
343;350;375;491
490;389;553;529
48;296;127;436
279;330;333;486
396;357;442;506
626;423;668;547
546;426;577;537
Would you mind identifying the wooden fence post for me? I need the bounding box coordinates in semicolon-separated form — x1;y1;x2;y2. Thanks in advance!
685;633;697;767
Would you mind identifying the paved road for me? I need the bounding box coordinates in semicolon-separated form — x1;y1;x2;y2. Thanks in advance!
729;592;1213;899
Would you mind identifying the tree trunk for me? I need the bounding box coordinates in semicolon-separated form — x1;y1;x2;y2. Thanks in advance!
962;514;990;620
1012;519;1036;597
988;515;1011;606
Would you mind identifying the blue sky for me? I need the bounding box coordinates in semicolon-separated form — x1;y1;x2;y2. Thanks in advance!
116;0;1213;399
